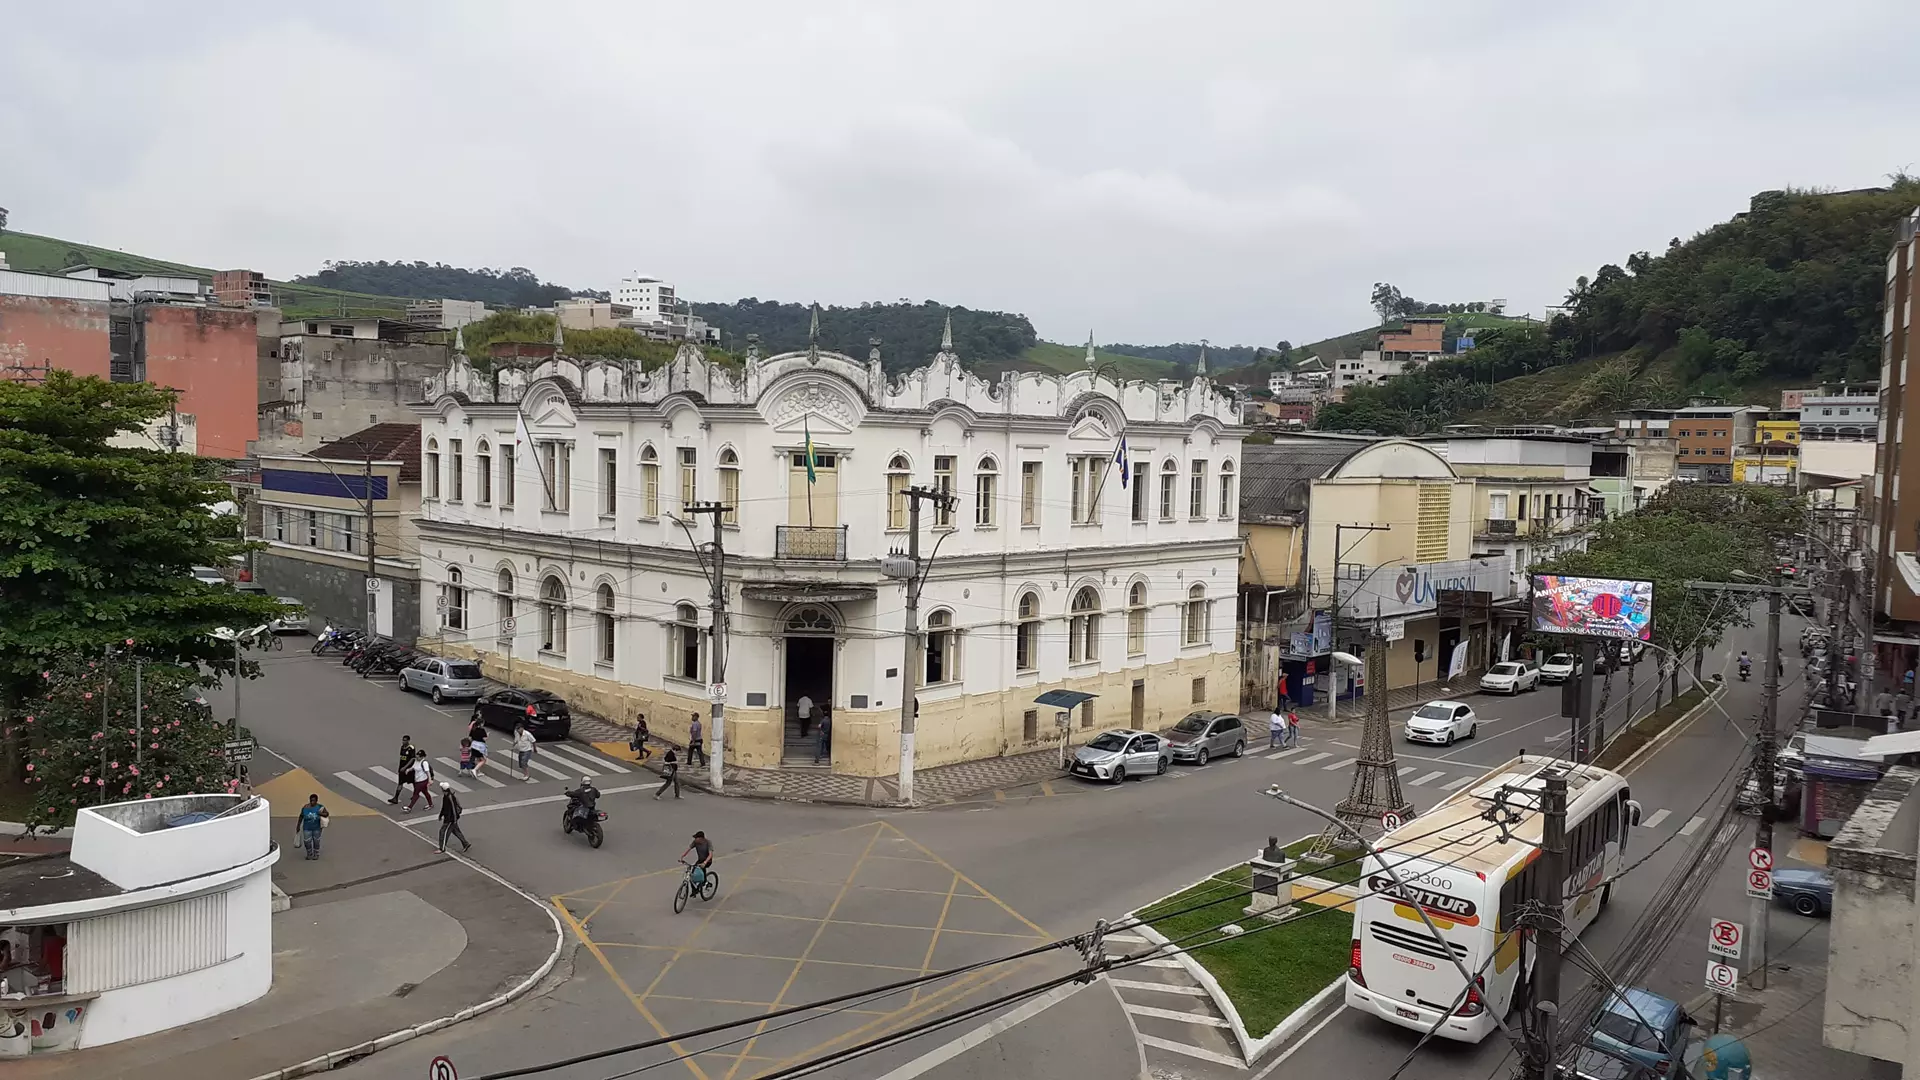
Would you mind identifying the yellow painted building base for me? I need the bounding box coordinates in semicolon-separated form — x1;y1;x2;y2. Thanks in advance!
423;638;1241;780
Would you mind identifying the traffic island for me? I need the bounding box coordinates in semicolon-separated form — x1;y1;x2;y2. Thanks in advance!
1129;839;1360;1061
1595;685;1714;770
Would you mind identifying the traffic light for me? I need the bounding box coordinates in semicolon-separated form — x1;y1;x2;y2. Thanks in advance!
1414;640;1427;664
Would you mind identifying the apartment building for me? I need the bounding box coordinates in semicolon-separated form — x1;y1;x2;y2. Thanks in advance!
1800;383;1880;440
612;275;680;327
1868;205;1920;678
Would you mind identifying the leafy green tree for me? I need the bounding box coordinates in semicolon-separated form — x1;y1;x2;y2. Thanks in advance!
0;372;281;769
294;260;581;307
12;658;239;830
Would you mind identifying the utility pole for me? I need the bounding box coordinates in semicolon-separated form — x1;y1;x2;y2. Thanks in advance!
1534;770;1570;1079
684;501;731;793
1327;523;1389;722
1569;638;1598;763
363;451;378;634
885;485;956;805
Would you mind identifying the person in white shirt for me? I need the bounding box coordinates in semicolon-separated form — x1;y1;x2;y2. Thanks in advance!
797;694;815;738
1269;707;1287;750
512;723;538;783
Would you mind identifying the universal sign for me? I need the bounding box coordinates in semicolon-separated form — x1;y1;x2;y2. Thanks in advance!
1368;875;1481;926
1340;558;1511;619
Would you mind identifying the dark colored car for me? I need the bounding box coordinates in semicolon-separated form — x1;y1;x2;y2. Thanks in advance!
472;688;573;741
1772;868;1833;917
1583;988;1693;1079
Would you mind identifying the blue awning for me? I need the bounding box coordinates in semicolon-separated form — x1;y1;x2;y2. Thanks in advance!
1034;689;1097;709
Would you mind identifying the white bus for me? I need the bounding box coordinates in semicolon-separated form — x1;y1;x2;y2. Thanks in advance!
1343;754;1642;1043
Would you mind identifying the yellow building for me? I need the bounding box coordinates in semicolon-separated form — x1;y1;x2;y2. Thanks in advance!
1738;415;1800;483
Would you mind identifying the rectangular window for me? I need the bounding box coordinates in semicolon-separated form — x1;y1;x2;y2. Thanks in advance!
975;469;996;526
540;441;571;511
1713;448;1727;457
888;469;908;529
1160;468;1176;520
1489;492;1509;519
1023;709;1039;742
499;444;516;507
1071;457;1094;523
1021;462;1041;525
448;439;464;501
271;508;286;541
679;447;697;509
1189;460;1207;519
329;324;355;337
426;449;441;499
933;455;955;527
600;448;618;515
1131;461;1150;522
642;458;659;517
476;446;492;504
304;509;318;547
1191;676;1207;704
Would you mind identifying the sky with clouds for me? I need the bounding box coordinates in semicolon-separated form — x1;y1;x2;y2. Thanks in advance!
4;1;1914;349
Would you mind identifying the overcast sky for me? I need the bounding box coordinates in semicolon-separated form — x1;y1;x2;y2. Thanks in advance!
4;1;1914;349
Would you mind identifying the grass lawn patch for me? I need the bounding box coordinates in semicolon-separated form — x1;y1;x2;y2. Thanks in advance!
1594;686;1708;770
1135;863;1355;1035
1282;837;1366;884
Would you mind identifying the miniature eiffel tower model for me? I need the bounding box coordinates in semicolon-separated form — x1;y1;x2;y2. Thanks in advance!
1305;622;1415;861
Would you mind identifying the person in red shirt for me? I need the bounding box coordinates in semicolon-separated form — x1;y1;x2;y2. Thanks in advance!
41;927;64;982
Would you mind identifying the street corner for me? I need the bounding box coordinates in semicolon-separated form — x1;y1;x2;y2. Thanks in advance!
549;819;1058;1077
938;774;1088;808
253;765;382;817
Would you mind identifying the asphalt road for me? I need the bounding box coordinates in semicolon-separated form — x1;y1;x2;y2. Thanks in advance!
233;621;1792;1080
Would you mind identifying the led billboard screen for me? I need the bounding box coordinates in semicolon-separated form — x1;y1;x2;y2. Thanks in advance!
1531;575;1653;641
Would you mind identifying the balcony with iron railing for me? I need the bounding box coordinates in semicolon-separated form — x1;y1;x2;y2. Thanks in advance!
775;525;849;561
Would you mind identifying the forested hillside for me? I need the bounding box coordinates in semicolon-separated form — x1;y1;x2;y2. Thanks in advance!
293;260;588;308
688;299;1038;374
1315;179;1919;434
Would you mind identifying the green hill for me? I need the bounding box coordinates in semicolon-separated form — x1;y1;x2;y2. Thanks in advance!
0;230;418;319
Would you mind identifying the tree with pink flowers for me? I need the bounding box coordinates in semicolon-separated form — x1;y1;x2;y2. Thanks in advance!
10;657;238;831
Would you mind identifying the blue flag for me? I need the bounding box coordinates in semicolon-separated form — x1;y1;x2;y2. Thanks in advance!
1114;437;1129;488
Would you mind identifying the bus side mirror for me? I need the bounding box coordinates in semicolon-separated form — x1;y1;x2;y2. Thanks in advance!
1626;800;1643;827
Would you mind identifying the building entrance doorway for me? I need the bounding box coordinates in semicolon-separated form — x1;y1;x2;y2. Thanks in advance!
783;606;836;766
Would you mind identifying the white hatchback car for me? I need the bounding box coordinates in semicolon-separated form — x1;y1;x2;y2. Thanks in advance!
1539;653;1578;683
1405;700;1478;745
1479;661;1540;694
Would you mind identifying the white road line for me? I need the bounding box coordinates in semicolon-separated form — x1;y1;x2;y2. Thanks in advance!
1124;1004;1231;1028
1442;776;1476;791
1137;1034;1244;1069
1139;958;1186;969
1322;757;1357;771
872;982;1087;1080
1292;752;1333;767
546;743;628;774
1397;767;1418;778
1679;815;1705;836
394;779;660;826
333;770;394;802
1266;748;1310;761
466;769;507;788
431;760;474;793
370;765;401;783
1109;979;1207;997
1640;808;1672;829
1410;770;1446;787
526;757;574;781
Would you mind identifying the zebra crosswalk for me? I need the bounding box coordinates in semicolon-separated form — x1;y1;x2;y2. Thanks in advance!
333;739;637;808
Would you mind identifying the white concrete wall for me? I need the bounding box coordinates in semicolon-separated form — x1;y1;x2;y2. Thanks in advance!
72;797;270;890
76;872;274;1048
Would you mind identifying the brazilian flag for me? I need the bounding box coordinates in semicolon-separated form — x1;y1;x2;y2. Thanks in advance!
803;419;817;484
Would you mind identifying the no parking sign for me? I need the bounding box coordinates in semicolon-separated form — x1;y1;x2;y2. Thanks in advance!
429;1056;458;1080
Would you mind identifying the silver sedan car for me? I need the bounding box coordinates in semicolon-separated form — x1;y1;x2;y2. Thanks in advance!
398;657;488;704
1068;729;1170;783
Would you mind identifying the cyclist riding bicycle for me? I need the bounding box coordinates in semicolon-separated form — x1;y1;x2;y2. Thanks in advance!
682;830;714;886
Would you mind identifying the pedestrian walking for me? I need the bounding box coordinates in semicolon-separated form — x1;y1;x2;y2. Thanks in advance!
296;794;330;860
653;747;681;800
814;707;832;764
1874;689;1894;718
797;694;814;739
1275;673;1291;711
1284;710;1300;748
469;731;489;777
1268;706;1286;750
436;783;471;854
687;712;706;768
630;713;652;760
404;754;435;813
388;735;416;804
459;737;476;777
513;723;537;782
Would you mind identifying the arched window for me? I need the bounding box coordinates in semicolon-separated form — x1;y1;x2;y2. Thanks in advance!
425;437;442;500
1159;459;1178;521
1184;584;1209;645
974;456;998;527
1127;582;1147;656
496;568;514;643
673;602;703;681
887;454;911;529
444;567;467;631
718;448;740;525
1069;587;1101;664
1015;592;1040;673
596;583;616;665
476;440;493;504
540;576;567;654
1218;460;1236;519
925;609;957;684
639;445;660;518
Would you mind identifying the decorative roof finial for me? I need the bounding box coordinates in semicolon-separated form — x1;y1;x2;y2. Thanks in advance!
746;332;761;365
807;302;820;364
552;308;565;350
1196;338;1209;376
1085;330;1096;369
940;312;954;353
453;324;465;355
869;336;883;364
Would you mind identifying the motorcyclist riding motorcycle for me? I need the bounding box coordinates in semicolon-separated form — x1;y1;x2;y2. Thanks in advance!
563;778;601;830
1737;651;1752;680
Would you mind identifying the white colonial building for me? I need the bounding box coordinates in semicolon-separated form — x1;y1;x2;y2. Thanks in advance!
413;325;1245;778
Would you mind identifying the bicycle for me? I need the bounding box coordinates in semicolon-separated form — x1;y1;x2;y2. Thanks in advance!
672;859;719;913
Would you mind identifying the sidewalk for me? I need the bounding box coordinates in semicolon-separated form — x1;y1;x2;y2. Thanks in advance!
10;767;560;1080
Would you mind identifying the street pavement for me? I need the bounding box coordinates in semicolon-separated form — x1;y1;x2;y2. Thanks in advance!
219;627;1790;1080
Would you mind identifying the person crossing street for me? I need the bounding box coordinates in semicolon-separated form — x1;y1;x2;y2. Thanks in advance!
295;794;330;860
687;713;707;768
387;735;417;804
404;753;435;813
436;782;470;854
654;747;681;800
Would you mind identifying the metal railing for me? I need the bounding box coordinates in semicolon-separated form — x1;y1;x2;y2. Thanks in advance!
776;525;848;560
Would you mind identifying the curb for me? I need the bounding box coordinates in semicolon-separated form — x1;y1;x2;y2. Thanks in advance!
242;752;567;1080
1613;684;1726;777
1126;834;1346;1066
0;819;74;841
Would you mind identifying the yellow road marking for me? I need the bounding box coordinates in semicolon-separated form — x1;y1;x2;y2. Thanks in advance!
1040;780;1056;797
727;824;886;1080
994;789;1007;802
911;872;962;1007
881;820;1051;937
256;767;380;817
594;942;929;972
551;820;879;904
581;874;637;930
640;844;773;1003
552;898;713;1080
